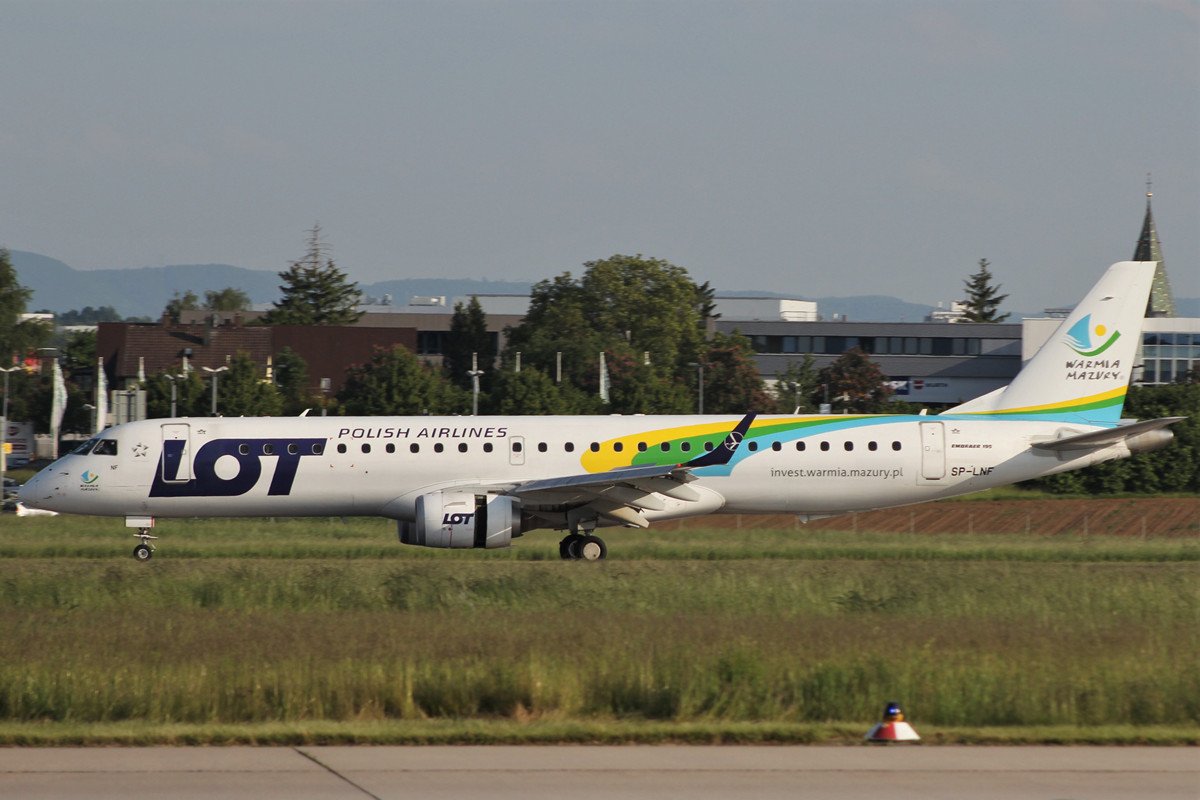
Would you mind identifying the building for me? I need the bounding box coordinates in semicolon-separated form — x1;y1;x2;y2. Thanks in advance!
96;318;418;396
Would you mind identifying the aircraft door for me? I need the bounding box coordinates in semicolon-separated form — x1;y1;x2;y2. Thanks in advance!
919;422;945;481
160;423;193;482
509;436;525;466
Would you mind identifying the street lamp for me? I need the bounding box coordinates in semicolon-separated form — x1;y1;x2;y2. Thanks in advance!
164;373;185;418
0;366;22;503
687;362;705;415
202;366;228;416
467;352;484;416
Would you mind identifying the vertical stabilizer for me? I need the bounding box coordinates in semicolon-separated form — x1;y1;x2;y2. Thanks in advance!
944;261;1157;423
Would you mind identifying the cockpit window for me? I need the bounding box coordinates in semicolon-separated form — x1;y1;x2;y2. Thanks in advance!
92;439;118;456
71;439;98;455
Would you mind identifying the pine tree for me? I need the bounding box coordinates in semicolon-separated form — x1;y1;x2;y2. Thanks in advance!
261;225;363;325
961;258;1010;322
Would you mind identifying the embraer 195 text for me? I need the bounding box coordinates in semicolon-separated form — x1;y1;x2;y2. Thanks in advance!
20;261;1183;561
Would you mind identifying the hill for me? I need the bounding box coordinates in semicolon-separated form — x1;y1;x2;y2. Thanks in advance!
9;250;1197;322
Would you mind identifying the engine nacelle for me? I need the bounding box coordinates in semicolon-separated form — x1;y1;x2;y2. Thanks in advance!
397;491;520;549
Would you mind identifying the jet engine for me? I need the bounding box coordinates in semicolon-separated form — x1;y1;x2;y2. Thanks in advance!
397;490;521;549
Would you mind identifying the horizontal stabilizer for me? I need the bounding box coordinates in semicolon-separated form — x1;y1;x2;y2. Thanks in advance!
1032;417;1185;451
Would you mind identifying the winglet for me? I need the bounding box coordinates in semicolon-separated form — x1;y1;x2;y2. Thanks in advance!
682;412;757;468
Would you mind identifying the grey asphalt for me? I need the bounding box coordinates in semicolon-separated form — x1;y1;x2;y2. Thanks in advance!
0;745;1196;799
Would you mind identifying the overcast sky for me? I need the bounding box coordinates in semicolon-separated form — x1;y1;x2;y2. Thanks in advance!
2;1;1197;311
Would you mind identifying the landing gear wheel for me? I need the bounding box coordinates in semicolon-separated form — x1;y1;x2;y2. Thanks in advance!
578;534;607;562
559;534;584;560
132;529;158;562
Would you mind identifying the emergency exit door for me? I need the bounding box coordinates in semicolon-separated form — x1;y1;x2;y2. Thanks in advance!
919;422;945;481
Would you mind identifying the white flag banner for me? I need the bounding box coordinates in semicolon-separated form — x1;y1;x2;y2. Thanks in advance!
599;352;610;403
95;357;108;434
50;360;67;458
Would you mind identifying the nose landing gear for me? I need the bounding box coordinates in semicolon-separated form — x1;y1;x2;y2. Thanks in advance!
133;530;157;561
125;516;158;562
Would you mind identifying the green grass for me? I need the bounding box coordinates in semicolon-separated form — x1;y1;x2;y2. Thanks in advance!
0;510;1196;745
3;514;1197;561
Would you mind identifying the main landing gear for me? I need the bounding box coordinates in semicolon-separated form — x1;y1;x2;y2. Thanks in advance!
132;530;158;561
558;533;608;561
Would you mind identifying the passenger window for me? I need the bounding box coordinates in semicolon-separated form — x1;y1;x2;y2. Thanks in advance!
613;442;623;452
868;441;878;451
680;441;691;452
483;442;493;453
844;442;854;452
458;443;468;453
820;441;830;452
660;442;671;452
288;443;299;455
410;443;420;454
385;443;395;454
337;444;347;454
638;442;647;452
92;439;118;456
312;443;324;455
434;443;444;453
796;441;806;451
747;441;758;452
264;443;276;455
704;441;714;451
892;441;902;451
564;442;575;453
590;442;599;452
360;444;370;454
538;442;548;452
771;442;781;452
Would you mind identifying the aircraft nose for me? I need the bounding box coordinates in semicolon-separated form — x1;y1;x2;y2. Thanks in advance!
17;470;47;508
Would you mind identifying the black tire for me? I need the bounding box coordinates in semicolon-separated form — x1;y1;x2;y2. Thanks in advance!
133;543;153;562
559;535;578;560
578;535;607;562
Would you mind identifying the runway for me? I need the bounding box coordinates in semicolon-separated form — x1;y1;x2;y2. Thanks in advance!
1;745;1196;799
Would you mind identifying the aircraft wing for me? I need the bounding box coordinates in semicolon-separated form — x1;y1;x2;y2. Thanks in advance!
500;412;757;527
1031;416;1185;451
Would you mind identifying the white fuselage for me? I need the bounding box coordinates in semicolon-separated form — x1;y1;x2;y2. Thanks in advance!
22;413;1123;523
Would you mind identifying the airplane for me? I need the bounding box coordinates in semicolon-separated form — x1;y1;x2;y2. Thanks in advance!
20;261;1183;562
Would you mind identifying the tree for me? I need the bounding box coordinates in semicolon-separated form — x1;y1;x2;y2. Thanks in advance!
261;225;363;326
219;352;282;416
695;332;773;413
961;258;1010;322
487;368;573;415
817;347;893;413
145;370;206;418
163;290;200;323
273;347;312;416
0;248;50;361
503;254;707;399
57;306;123;325
442;297;496;393
773;353;820;413
603;351;692;415
338;346;464;415
204;287;252;311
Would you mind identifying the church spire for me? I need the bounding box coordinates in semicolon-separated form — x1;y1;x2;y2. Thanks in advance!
1135;175;1176;317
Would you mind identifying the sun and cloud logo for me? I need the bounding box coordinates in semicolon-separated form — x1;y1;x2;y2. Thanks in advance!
80;470;99;485
1064;314;1120;357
